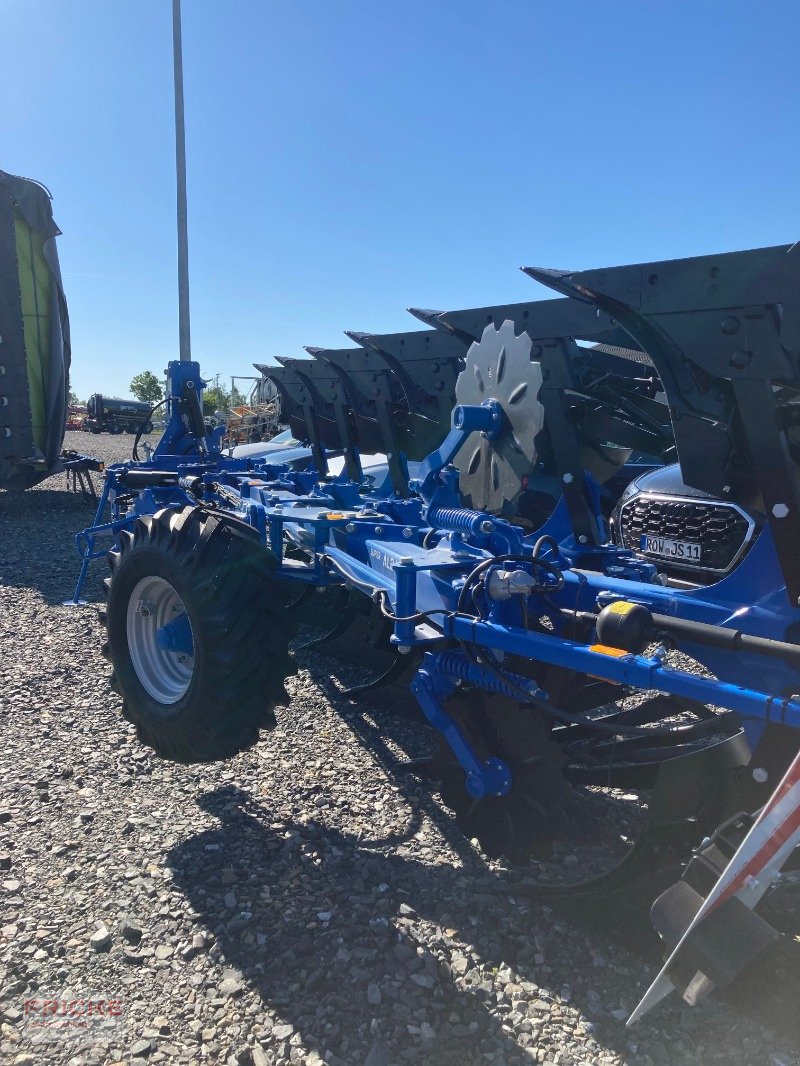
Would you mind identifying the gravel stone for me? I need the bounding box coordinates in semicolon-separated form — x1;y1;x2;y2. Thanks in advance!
123;947;147;965
220;976;245;997
89;926;113;951
364;1041;390;1066
119;916;143;944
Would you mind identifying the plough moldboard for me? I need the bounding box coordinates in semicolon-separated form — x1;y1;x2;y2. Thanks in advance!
72;243;800;1022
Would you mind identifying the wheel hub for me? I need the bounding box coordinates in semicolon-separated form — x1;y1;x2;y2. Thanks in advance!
126;576;194;704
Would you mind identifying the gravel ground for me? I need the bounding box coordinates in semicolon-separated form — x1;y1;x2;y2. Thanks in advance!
0;430;798;1066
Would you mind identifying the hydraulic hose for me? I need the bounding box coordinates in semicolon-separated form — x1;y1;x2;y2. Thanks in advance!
594;600;800;672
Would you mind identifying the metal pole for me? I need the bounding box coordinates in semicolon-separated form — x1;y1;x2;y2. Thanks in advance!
172;0;191;361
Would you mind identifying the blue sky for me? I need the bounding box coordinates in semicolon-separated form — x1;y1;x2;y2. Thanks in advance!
2;0;798;400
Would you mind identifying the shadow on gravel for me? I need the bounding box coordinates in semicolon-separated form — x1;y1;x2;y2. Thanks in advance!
166;764;800;1064
167;785;643;1066
295;656;481;862
0;483;103;604
291;649;800;1057
297;657;675;936
333;697;800;1052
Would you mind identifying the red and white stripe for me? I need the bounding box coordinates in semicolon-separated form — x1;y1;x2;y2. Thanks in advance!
705;748;800;913
629;745;800;1024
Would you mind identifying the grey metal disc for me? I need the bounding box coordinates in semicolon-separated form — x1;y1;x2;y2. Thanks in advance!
455;320;544;513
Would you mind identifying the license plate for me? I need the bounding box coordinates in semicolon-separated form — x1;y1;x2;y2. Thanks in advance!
640;535;702;562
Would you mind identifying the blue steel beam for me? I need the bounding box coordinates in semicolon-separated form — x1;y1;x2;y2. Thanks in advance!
442;614;800;730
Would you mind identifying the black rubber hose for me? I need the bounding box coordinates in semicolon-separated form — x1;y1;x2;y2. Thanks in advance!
532;534;561;560
651;611;800;672
116;470;180;488
132;397;172;461
592;601;800;672
456;554;565;614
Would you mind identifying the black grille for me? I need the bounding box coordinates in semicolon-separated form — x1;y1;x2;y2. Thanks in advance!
619;495;752;572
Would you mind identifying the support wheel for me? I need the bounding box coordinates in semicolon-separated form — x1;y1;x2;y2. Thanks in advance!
432;691;589;863
101;505;293;763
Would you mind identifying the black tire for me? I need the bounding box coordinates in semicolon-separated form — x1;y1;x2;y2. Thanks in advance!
143;420;154;435
90;426;101;435
101;505;294;763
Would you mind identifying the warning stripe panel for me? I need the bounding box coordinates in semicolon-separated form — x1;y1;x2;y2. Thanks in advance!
709;750;800;913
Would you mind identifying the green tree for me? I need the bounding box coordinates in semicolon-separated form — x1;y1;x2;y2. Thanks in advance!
67;387;80;407
229;384;247;408
202;385;228;415
130;371;164;405
200;380;252;416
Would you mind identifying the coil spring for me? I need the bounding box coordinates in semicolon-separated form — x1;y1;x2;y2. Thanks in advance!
434;650;479;682
427;506;493;536
433;651;540;700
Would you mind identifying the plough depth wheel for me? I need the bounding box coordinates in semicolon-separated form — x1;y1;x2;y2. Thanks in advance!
101;506;293;763
432;686;749;882
432;691;589;863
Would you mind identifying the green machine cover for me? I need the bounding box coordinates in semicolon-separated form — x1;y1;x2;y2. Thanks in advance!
0;169;70;489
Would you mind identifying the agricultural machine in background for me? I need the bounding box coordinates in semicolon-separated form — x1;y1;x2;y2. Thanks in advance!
223;373;281;446
224;400;280;446
84;393;154;435
0;169;71;489
74;243;800;1021
66;404;88;431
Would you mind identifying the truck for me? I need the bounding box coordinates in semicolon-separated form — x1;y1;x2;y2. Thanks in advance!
84;394;154;435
